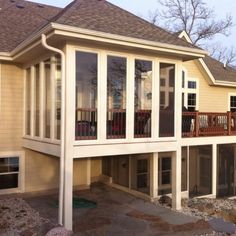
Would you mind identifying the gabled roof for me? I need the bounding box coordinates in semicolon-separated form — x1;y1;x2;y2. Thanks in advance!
0;0;61;52
203;56;236;83
52;0;196;49
177;30;236;84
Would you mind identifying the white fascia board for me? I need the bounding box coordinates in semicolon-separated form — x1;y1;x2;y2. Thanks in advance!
199;58;236;87
11;24;53;57
0;52;12;61
51;23;207;58
0;22;207;61
178;31;193;44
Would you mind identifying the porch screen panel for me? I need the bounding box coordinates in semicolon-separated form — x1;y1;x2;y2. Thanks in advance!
25;68;31;136
134;59;152;138
44;59;51;139
55;55;61;140
107;56;127;139
35;64;40;137
75;51;97;140
159;63;175;137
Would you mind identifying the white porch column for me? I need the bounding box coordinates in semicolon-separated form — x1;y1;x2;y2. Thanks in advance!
150;153;158;199
212;144;217;197
172;148;181;210
63;45;75;230
63;155;73;229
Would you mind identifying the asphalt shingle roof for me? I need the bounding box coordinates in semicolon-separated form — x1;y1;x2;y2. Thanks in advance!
53;0;196;49
203;56;236;83
0;0;197;53
0;0;61;52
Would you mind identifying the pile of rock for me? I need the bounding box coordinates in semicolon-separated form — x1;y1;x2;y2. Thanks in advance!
0;198;48;234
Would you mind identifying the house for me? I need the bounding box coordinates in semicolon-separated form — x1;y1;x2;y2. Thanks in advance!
1;0;236;230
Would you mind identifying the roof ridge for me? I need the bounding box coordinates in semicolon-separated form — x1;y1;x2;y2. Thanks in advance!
104;0;192;47
49;0;77;23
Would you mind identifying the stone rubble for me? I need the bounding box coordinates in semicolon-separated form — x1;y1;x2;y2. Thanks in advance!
0;198;49;234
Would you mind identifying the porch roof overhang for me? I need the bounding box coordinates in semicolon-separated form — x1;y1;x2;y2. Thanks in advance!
0;23;207;64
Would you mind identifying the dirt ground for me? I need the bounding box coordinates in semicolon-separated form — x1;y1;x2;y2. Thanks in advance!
0;183;222;235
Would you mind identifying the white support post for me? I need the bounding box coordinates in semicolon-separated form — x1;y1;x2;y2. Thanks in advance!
172;148;181;210
63;45;75;230
126;56;134;141
212;144;217;197
98;51;107;140
63;154;73;230
30;66;35;137
152;60;159;140
39;62;45;139
150;153;158;199
50;56;56;141
175;61;182;139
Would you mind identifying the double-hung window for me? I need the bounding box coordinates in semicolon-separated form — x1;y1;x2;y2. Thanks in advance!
0;157;19;190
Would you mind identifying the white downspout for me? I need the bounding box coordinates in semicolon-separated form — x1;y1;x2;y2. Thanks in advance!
41;34;65;226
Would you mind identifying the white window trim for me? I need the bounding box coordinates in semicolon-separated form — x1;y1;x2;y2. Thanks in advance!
228;93;236;111
182;72;199;111
0;151;25;195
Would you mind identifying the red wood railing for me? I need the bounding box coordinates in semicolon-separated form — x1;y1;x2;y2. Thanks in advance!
182;111;236;137
75;108;97;140
107;109;126;139
134;110;151;138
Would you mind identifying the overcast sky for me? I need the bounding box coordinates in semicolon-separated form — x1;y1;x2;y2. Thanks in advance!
29;0;236;47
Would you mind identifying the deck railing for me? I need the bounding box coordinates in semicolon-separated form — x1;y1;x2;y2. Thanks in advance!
107;109;126;139
182;111;236;137
75;108;97;140
134;110;151;138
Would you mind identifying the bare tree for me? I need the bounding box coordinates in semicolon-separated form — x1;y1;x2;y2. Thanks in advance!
208;43;236;68
149;0;232;45
149;0;235;66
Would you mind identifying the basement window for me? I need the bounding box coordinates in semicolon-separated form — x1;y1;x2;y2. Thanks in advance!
0;157;19;190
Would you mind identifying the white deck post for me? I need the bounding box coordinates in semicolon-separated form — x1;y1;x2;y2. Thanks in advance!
63;45;75;230
150;153;158;199
212;143;217;197
172;148;181;210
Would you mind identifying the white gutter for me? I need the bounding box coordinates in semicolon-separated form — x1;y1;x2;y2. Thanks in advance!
41;34;65;226
51;22;207;57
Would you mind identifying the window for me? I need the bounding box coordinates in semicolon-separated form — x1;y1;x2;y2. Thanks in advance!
159;63;175;137
25;55;61;141
182;71;185;88
187;93;196;111
75;51;98;140
181;71;198;111
230;96;236;112
107;55;127;139
188;81;196;89
0;157;19;190
158;156;172;195
55;56;61;140
134;59;152;138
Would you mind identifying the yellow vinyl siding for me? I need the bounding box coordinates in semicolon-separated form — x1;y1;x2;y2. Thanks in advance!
0;63;24;151
24;149;102;192
184;60;236;112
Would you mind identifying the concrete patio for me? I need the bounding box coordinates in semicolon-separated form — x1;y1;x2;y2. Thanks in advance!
0;183;217;235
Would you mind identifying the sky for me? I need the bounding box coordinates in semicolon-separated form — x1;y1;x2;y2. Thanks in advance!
29;0;236;48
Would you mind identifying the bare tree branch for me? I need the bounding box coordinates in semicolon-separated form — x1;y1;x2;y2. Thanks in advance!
149;0;233;45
